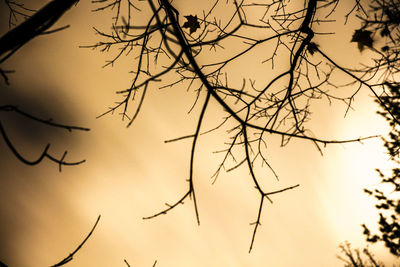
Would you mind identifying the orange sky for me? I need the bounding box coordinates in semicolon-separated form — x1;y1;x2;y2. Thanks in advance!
0;0;399;266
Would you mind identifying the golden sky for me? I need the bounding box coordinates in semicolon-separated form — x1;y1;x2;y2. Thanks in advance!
0;0;398;266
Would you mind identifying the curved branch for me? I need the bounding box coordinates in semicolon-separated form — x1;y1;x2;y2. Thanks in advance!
51;215;101;267
0;105;90;132
0;121;86;170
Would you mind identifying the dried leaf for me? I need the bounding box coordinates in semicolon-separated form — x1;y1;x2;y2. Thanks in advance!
351;29;374;52
182;15;200;34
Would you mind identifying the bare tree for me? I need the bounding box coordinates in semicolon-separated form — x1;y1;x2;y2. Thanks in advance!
88;0;390;251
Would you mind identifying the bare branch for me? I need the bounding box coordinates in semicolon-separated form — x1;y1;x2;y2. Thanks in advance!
51;215;101;267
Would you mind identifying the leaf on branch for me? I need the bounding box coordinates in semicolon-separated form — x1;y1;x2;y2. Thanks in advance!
351;29;374;52
182;15;200;34
307;42;319;55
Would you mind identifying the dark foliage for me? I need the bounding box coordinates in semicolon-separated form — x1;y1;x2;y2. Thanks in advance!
353;0;400;258
362;82;400;257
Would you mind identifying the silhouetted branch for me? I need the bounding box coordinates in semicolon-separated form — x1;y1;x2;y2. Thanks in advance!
0;105;90;132
123;259;157;267
0;121;86;171
51;215;101;267
0;68;14;85
315;48;400;127
248;184;300;252
143;191;190;220
0;1;89;169
0;0;79;64
90;0;385;251
337;241;383;267
4;0;36;27
0;105;89;170
144;90;211;224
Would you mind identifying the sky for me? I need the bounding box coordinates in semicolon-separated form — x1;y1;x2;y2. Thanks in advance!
0;0;399;266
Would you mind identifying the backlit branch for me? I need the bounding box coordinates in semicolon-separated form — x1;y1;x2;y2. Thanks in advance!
90;0;383;251
51;215;101;267
0;121;86;171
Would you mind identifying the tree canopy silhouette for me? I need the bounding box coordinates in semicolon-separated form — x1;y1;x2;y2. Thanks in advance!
337;0;400;264
87;0;393;252
362;79;400;257
1;0;400;265
345;0;400;259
